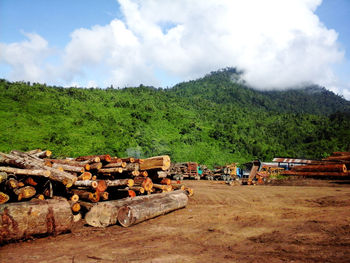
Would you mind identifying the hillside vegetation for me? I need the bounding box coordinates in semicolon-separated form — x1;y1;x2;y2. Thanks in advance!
1;68;349;167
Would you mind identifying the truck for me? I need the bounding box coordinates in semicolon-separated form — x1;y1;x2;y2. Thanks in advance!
170;162;202;180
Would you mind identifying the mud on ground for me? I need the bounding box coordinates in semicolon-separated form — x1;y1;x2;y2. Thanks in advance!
1;179;350;263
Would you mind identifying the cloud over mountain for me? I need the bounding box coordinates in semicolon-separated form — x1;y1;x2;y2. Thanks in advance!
0;0;347;98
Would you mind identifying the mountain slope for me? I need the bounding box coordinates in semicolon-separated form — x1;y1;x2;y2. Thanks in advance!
0;71;349;166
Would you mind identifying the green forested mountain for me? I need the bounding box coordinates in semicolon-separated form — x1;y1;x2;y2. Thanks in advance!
0;68;349;167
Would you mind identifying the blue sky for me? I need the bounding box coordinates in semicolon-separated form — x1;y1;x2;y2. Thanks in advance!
0;0;349;99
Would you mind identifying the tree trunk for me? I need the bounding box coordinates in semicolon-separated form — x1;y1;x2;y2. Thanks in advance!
0;192;9;204
98;167;123;174
292;164;347;173
0;153;77;187
51;163;85;173
13;186;36;201
117;190;188;227
85;190;185;227
103;162;126;168
0;199;72;244
75;155;111;162
0;166;51;178
105;179;134;187
139;155;171;171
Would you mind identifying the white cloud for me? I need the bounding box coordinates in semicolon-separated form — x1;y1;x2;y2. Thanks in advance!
0;0;349;99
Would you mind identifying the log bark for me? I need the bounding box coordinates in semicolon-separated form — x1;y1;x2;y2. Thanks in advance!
117;190;188;227
121;157;135;163
73;180;98;189
139;155;171;171
70;189;100;203
105;179;134;187
0;199;72;244
44;159;89;170
282;171;350;177
75;155;110;162
13;186;36;201
292;164;347;173
133;177;153;192
98;167;123;174
0;153;77;187
85;190;185;227
0;192;9;204
0;166;51;178
51;163;85;173
153;184;172;192
31;150;52;159
0;172;8;184
89;162;103;170
103;162;126;168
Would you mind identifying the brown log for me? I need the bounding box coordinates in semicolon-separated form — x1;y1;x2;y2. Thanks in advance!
103;162;127;168
25;149;43;155
6;178;19;189
109;157;122;163
34;194;45;200
106;179;134;187
282;171;350;177
17;182;25;187
98;167;123;174
31;150;52;159
69;201;81;213
330;152;350;157
121;157;135;163
73;180;98;189
184;187;194;197
13;186;36;201
153;184;172;192
292;164;347;173
89;162;103;170
25;177;38;186
117;190;188;227
160;178;171;185
140;171;148;177
128;186;145;194
70;194;79;203
325;155;350;161
171;184;185;190
133;177;153;192
0;153;76;187
0;166;51;178
85;191;183;227
73;213;82;222
10;150;45;163
0;192;10;204
0;199;72;243
44;159;89;170
99;191;109;201
77;172;92;181
0;172;8;184
139;155;171;171
52;163;85;173
70;189;100;203
96;180;107;193
75;155;110;162
130;170;140;176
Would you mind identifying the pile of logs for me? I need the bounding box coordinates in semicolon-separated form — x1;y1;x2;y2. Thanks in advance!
0;149;193;243
282;152;350;177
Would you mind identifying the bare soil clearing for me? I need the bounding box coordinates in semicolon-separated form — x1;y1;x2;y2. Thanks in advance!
1;179;350;263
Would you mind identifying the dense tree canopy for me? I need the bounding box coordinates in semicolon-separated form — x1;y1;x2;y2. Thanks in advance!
0;69;349;167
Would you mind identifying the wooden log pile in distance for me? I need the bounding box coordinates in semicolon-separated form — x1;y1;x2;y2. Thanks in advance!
0;149;193;243
281;152;350;177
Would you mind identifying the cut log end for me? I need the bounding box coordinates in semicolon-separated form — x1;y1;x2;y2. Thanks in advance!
117;206;133;227
0;192;10;204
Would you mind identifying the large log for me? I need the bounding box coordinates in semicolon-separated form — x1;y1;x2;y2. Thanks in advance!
292;164;347;173
282;171;350;177
117;190;188;227
75;155;110;162
139;155;171;171
13;186;36;201
85;190;186;227
0;153;76;187
106;179;134;187
0;192;9;204
0;199;72;244
0;166;51;178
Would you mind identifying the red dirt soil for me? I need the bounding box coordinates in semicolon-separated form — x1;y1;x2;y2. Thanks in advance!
1;179;350;262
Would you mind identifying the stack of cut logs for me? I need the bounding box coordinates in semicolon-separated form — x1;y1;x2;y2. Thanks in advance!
0;149;193;243
282;152;350;177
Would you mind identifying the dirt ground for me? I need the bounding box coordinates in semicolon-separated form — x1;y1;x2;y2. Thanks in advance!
1;179;350;263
